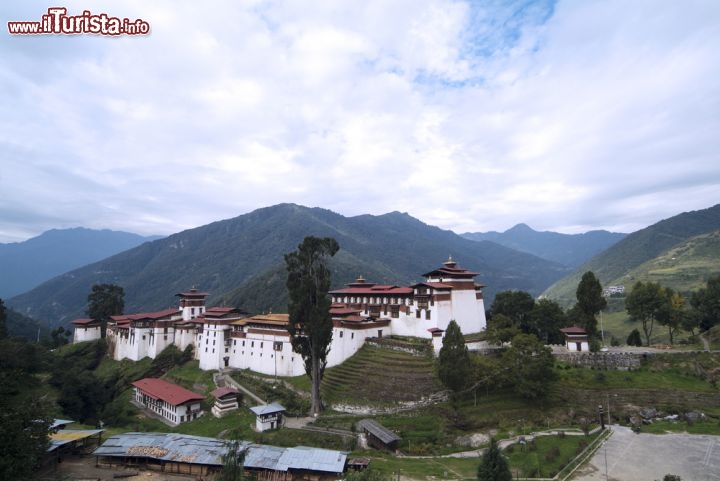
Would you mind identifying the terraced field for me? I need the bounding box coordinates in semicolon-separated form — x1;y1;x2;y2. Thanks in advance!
321;340;442;404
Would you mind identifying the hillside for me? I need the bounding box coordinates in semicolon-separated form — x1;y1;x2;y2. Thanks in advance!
8;204;569;327
542;203;720;305
0;228;160;299
462;223;625;268
610;230;720;295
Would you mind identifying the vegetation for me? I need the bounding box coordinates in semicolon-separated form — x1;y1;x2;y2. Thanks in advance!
477;438;511;481
572;271;607;339
285;236;339;415
626;281;667;346
0;305;54;481
87;283;124;336
438;320;471;393
487;292;566;345
543;204;720;304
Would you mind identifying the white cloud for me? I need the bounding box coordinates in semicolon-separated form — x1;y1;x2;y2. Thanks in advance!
0;0;718;242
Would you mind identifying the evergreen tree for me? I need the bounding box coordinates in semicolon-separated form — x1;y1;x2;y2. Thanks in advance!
575;271;607;337
437;320;471;393
626;328;643;346
87;283;124;336
503;333;557;400
220;438;246;481
285;236;339;415
477;437;512;481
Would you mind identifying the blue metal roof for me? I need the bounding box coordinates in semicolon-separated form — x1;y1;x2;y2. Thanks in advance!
249;403;286;416
94;433;347;473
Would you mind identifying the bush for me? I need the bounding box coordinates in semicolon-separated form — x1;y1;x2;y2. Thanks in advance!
544;446;560;462
627;329;643;346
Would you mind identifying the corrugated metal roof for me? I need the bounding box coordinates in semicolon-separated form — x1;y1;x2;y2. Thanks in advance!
357;419;401;444
249;403;285;416
245;445;346;473
94;433;347;473
94;432;231;466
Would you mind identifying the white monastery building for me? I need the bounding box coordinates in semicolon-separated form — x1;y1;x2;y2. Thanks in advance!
89;258;487;376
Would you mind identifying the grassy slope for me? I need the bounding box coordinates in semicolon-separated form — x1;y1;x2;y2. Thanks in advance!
543;204;720;306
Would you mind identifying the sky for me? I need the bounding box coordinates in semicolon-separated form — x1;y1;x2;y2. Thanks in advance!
1;0;719;243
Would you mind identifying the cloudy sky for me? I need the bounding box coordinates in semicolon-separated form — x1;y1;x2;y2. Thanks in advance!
1;0;718;243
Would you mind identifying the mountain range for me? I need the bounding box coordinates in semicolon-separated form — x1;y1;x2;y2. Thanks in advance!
542;203;720;304
0;228;161;299
7;204;571;328
462;223;626;268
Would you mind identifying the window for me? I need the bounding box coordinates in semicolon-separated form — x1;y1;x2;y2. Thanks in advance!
339;331;343;338
260;342;264;348
351;332;354;339
416;310;421;318
251;341;254;347
426;310;431;320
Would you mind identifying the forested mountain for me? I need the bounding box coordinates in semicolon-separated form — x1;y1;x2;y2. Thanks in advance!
8;204;570;328
462;223;626;268
542;203;720;304
0;228;161;298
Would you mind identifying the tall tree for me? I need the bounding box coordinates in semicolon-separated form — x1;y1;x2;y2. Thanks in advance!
657;289;685;345
690;275;720;332
220;438;246;481
490;290;535;332
625;281;667;346
574;271;607;337
477;437;512;481
528;298;566;344
437;320;471;393
87;283;124;336
503;333;557;400
285;236;339;415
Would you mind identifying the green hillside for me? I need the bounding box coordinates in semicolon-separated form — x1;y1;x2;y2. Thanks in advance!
612;230;720;294
543;203;720;305
8;204;568;328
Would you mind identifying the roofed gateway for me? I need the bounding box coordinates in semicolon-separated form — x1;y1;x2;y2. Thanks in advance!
79;258;486;376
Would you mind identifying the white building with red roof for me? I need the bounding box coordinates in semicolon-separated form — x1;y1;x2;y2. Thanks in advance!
329;257;487;353
97;257;486;375
131;377;204;425
71;318;102;343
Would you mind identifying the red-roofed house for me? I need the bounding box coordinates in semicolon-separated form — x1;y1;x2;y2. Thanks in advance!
560;326;589;352
211;387;240;417
132;378;204;425
71;318;102;343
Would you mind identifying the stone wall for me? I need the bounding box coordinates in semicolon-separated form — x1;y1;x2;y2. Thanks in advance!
554;352;643;370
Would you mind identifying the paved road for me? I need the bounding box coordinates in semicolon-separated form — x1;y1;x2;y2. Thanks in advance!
572;425;720;481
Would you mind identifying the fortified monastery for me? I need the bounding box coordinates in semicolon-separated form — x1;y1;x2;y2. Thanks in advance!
73;258;487;376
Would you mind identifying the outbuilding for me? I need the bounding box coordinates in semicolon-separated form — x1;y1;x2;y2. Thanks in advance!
249;403;285;431
560;326;590;352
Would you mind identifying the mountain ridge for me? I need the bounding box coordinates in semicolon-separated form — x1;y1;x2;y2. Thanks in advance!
7;204;570;328
0;227;162;299
462;223;626;267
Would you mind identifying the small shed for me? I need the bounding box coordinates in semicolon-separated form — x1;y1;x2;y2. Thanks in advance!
211;387;240;418
249;403;285;431
560;326;589;352
356;419;401;452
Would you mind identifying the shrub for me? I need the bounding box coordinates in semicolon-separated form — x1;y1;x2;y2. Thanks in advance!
544;446;560;462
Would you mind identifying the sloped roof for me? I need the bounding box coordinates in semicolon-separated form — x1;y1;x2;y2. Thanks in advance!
245;445;347;473
357;419;400;444
132;378;204;406
211;387;239;399
94;433;347;473
249;403;285;416
560;326;587;335
71;318;97;325
111;308;179;322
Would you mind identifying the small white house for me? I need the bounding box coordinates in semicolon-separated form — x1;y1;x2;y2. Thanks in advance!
560;326;590;352
249;403;285;432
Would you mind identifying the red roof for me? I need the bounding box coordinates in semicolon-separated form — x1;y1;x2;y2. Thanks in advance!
412;281;453;290
330;307;363;315
111;308;179;322
560;326;587;335
71;318;98;325
211;387;239;399
176;289;210;298
132;378;204;406
330;286;413;295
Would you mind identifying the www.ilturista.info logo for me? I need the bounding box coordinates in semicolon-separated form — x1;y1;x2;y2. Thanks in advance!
8;7;150;35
